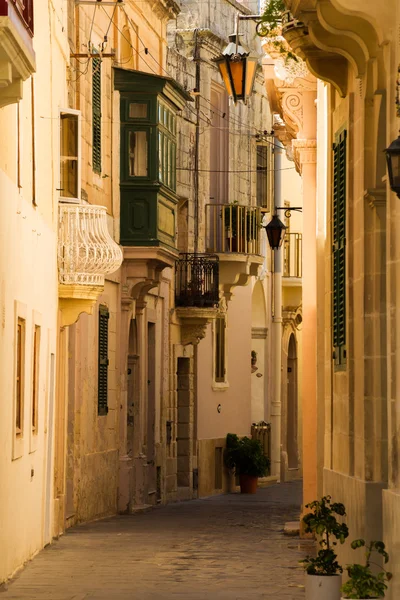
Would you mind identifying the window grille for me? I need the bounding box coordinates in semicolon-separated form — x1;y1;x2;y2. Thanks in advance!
98;305;109;415
92;56;102;173
256;145;268;208
215;316;226;383
332;129;347;366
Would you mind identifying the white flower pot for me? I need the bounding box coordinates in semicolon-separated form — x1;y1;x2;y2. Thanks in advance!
305;574;342;600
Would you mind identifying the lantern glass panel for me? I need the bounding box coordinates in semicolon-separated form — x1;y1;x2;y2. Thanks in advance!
217;59;234;98
392;153;400;189
245;57;258;100
230;60;245;99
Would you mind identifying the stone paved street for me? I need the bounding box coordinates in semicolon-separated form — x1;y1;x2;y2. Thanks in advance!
3;481;313;600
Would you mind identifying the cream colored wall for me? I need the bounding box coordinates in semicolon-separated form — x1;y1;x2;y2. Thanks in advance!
0;0;68;583
197;285;253;442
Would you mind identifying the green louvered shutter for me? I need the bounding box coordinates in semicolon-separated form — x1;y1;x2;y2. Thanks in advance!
92;56;102;173
98;305;109;415
332;130;347;366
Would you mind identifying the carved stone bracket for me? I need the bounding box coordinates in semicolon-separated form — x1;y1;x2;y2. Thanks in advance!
58;284;103;327
176;307;218;346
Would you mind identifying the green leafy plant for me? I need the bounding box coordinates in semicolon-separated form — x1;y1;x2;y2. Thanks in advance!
300;496;349;576
341;539;392;599
224;434;269;477
256;0;299;63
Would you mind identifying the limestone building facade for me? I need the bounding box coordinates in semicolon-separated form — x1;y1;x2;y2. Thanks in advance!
282;0;400;596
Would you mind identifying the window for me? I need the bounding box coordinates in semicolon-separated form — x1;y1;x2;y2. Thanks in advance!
210;85;229;203
92;56;102;173
60;111;80;202
256;145;268;208
215;316;226;383
158;102;176;191
32;325;40;432
332;129;347;367
98;305;109;415
129;103;148;119
129;130;148;176
16;318;25;435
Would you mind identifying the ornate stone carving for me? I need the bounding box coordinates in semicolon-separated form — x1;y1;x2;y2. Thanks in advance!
175;307;218;346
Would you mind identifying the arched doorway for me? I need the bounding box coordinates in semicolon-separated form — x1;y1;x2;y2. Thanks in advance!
287;333;298;469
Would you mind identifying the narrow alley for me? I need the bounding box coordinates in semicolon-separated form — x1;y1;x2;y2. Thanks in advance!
2;482;311;600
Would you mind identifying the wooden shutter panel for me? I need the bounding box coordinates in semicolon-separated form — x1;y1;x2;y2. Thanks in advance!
332;130;347;362
98;305;109;415
92;57;102;173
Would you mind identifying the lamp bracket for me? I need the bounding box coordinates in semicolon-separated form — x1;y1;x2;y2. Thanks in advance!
275;206;303;218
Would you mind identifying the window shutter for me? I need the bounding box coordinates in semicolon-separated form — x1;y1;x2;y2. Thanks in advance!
98;305;109;415
92;57;102;173
332;130;347;364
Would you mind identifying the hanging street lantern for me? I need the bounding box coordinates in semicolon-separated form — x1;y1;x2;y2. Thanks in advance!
385;135;400;198
215;33;259;104
264;214;286;249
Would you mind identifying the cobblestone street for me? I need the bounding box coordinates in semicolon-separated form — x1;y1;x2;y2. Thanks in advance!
3;481;312;600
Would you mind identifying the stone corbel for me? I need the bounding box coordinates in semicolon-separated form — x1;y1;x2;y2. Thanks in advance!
58;284;103;327
176;307;218;346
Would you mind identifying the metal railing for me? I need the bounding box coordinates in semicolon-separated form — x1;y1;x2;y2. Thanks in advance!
251;421;271;476
1;0;34;36
58;204;123;286
175;253;219;308
206;204;261;255
283;232;302;278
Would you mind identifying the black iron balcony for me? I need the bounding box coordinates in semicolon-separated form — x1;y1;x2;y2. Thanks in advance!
283;232;302;278
206;204;261;255
175;254;219;308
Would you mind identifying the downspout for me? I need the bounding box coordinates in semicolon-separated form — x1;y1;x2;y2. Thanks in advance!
193;29;200;253
271;138;284;481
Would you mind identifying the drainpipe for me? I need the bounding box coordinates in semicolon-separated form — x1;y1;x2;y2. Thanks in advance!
193;29;200;253
271;139;284;481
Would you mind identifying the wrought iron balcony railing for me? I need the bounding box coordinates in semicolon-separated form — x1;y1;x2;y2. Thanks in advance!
1;0;34;36
283;232;302;278
175;253;219;308
58;204;123;287
206;204;261;255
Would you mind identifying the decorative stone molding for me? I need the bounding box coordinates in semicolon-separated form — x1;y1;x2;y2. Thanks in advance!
58;284;101;327
282;305;302;329
252;327;268;340
364;188;386;210
292;139;317;173
282;0;382;98
176;307;218;346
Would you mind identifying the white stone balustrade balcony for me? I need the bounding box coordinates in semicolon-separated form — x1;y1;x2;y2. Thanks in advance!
58;204;123;325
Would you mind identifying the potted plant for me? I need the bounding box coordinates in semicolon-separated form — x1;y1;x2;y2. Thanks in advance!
301;496;349;600
224;433;269;493
341;539;392;599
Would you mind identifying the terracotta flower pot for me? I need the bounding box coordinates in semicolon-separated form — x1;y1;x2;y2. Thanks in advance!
305;574;342;600
239;474;258;494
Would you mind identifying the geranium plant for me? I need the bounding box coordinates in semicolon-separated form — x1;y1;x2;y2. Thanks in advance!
341;539;392;599
300;495;349;576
